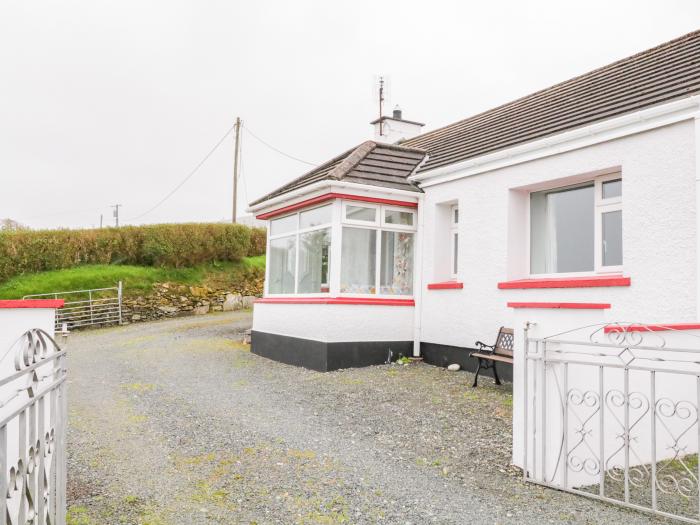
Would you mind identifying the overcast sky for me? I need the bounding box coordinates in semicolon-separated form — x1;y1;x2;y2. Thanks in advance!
1;1;699;229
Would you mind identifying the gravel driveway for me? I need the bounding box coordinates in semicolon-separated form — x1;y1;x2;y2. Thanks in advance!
66;311;671;524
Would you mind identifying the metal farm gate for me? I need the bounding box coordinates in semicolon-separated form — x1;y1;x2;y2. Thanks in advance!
24;282;122;330
0;328;67;524
524;323;700;523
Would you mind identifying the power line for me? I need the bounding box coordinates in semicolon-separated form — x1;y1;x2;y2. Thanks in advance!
127;122;237;222
242;124;318;167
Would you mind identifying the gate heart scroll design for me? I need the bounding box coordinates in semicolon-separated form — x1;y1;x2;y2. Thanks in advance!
567;389;601;476
654;398;698;498
604;389;650;487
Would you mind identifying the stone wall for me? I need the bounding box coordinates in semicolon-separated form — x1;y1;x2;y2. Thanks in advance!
122;282;259;323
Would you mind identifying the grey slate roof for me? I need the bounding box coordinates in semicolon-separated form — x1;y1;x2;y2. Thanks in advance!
403;29;700;173
250;141;426;206
252;29;700;206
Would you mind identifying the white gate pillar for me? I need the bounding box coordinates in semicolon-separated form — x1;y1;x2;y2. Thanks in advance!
509;304;609;469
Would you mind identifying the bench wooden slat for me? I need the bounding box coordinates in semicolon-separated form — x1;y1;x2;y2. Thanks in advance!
470;352;514;364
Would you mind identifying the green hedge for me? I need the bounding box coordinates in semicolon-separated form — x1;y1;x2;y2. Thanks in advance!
0;223;267;284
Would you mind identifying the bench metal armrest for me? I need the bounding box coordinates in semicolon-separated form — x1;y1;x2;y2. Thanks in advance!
474;340;496;353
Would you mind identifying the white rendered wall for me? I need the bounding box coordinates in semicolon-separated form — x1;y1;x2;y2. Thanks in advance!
253;303;414;343
419;120;697;349
0;308;56;356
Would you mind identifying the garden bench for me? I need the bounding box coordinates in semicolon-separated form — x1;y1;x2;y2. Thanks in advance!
469;326;514;387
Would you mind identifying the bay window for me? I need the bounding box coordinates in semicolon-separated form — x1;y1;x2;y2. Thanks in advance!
530;174;622;275
266;199;417;297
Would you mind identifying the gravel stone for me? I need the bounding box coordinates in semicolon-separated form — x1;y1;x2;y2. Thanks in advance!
66;312;672;524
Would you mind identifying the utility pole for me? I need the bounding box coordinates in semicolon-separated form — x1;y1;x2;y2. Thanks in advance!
111;204;121;227
100;214;103;228
232;117;241;224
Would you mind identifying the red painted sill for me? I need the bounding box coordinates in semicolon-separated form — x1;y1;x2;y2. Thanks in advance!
255;297;415;306
507;302;611;310
0;299;65;309
498;275;630;289
427;281;464;290
605;323;700;333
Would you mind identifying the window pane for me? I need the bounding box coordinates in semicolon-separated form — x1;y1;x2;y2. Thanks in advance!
531;184;594;273
385;209;414;226
380;231;414;295
270;214;297;236
340;227;376;293
346;205;376;222
268;236;297;294
297;228;331;293
602;179;622;199
299;205;332;229
453;232;459;275
602;210;622;266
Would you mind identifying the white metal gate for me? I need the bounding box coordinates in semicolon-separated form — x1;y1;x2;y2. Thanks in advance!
24;282;122;330
524;323;700;523
0;328;67;524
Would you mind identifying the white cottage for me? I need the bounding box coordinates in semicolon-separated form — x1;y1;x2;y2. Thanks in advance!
248;30;700;375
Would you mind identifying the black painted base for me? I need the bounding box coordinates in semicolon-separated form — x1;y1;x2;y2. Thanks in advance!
420;341;513;383
251;331;414;372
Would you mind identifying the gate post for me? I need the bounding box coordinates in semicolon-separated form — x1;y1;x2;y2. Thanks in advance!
117;281;123;325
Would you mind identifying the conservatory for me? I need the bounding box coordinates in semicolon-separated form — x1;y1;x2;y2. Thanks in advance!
248;140;427;371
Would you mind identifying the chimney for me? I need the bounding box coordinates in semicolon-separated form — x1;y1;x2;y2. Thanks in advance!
371;105;424;144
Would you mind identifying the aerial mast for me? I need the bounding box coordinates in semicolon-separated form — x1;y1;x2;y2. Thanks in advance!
378;76;385;137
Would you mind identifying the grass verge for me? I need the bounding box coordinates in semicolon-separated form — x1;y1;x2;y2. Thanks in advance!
0;256;265;299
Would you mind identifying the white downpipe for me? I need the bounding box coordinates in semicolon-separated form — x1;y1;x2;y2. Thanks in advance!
412;196;425;357
696;113;700;320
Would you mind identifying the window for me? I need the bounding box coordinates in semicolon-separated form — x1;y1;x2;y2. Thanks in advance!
450;205;459;277
298;229;331;293
266;200;416;297
341;227;376;293
380;231;414;294
345;204;377;224
267;204;332;294
340;202;416;296
269;236;297;294
384;208;414;227
597;177;622;270
530;175;622;275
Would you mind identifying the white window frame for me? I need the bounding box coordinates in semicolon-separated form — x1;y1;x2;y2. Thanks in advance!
450;204;459;278
266;203;333;297
528;172;622;278
594;174;622;274
339;201;417;298
381;205;416;231
342;201;380;226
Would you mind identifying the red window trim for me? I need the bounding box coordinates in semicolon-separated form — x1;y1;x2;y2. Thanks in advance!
256;192;418;220
498;275;630;289
507;302;611;309
427;281;464;290
255;297;415;306
0;299;65;309
605;323;700;333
